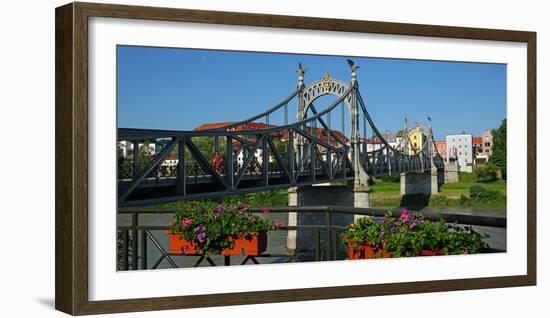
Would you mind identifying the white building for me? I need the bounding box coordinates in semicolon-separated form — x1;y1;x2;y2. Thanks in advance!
235;147;264;169
118;141;156;159
446;133;473;172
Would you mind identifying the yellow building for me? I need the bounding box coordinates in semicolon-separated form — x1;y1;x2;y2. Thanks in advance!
408;123;426;155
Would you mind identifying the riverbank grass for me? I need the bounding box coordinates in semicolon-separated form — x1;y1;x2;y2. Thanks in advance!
370;179;506;207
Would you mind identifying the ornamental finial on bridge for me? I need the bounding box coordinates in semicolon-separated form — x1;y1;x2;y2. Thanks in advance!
347;59;359;82
428;116;432;128
297;63;309;87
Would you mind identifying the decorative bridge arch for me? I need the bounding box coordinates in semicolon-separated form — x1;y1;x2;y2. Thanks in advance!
117;60;445;207
301;73;352;119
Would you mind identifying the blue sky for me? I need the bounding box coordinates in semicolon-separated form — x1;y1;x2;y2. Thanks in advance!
117;45;506;140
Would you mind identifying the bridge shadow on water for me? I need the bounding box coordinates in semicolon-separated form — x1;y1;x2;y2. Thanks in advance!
399;194;431;211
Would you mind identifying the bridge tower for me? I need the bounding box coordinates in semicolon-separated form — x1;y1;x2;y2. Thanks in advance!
399;118;444;198
287;61;372;256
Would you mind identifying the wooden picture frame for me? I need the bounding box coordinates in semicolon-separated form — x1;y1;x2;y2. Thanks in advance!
55;2;536;315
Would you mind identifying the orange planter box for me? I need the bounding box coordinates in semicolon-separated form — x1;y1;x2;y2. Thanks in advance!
166;231;201;254
347;242;391;260
166;231;267;256
223;231;267;256
416;250;445;256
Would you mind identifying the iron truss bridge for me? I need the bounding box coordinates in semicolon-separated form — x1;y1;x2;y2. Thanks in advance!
118;61;444;207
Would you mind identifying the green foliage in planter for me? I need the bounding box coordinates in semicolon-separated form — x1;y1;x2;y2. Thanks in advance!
343;209;489;258
343;216;383;248
167;201;275;254
445;225;489;254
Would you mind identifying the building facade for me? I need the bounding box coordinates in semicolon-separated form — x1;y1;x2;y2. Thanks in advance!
482;130;493;157
434;141;447;160
446;133;473;172
118;141;156;160
472;137;488;164
408;124;426;155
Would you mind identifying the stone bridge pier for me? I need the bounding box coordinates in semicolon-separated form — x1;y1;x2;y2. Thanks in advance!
400;168;444;196
444;161;460;183
286;184;371;255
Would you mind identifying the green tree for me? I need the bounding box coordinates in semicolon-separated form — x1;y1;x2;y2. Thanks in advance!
139;141;153;165
473;164;498;183
489;119;506;180
117;143;124;161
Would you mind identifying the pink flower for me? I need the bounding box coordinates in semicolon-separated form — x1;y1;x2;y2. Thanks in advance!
262;207;270;214
400;208;410;223
181;217;193;227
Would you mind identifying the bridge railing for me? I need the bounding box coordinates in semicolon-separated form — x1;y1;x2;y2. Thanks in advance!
117;205;506;271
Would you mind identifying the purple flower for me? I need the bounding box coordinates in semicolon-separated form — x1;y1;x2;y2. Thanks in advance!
214;205;223;215
196;232;206;243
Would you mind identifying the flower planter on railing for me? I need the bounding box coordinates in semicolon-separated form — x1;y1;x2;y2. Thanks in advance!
166;231;200;254
224;231;267;256
167;231;267;256
346;241;391;260
416;250;445;256
343;209;489;260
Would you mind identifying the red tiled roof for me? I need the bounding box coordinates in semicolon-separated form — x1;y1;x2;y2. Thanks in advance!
194;122;277;131
362;138;384;145
194;121;348;147
472;137;482;144
194;122;236;131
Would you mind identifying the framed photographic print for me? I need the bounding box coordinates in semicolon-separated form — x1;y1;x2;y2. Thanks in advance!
55;2;536;315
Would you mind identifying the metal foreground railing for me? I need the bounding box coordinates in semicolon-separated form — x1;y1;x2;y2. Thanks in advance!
116;206;507;271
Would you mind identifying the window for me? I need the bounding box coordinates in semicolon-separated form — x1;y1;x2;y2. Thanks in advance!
459;152;462;155
459;145;462;148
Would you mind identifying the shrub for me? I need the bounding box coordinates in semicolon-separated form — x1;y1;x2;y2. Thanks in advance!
367;177;376;186
469;184;487;197
380;173;400;183
469;184;505;203
474;164;498;183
